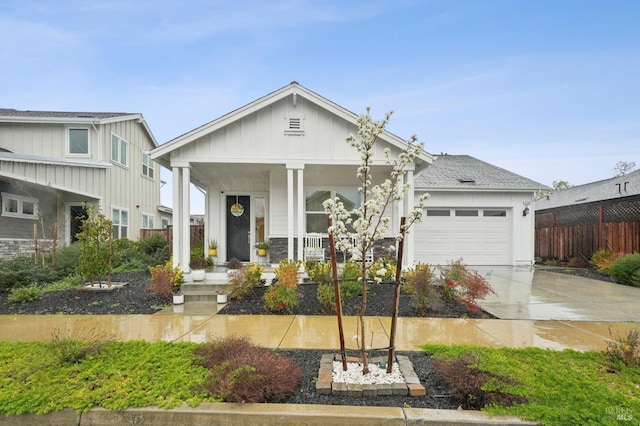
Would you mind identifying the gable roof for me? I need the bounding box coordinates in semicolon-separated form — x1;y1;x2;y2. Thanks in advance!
536;168;640;210
415;154;547;191
151;81;433;166
0;108;159;148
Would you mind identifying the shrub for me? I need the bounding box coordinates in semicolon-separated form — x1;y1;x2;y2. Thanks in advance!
567;256;589;268
228;269;253;301
44;274;85;292
604;328;640;369
194;336;301;403
340;259;362;281
439;259;495;312
543;258;559;266
243;263;264;286
8;285;44;304
590;249;618;271
316;280;364;312
305;261;332;284
607;253;640;286
0;256;61;291
51;243;82;277
148;261;184;302
264;283;298;314
433;353;527;410
274;259;299;289
50;325;113;364
190;239;206;261
404;263;441;314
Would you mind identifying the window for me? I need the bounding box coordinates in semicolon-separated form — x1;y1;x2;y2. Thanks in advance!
68;128;89;155
112;208;128;238
141;214;154;229
305;188;360;233
427;209;450;217
111;134;128;166
142;152;155;179
161;218;169;229
484;210;507;217
1;192;38;219
455;210;478;217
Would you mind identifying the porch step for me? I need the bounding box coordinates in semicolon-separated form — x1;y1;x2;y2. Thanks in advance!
182;282;230;303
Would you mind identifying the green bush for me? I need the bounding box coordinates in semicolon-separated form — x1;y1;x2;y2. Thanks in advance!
0;257;61;291
340;259;362;281
315;280;363;312
605;328;640;369
7;285;44;303
607;253;640;286
190;239;205;261
404;264;441;314
51;244;82;277
264;283;298;313
305;261;332;284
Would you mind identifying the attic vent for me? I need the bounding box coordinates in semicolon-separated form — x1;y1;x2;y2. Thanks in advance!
457;178;476;184
289;118;301;130
284;117;305;136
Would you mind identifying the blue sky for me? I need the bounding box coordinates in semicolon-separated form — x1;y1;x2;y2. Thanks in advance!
2;0;638;213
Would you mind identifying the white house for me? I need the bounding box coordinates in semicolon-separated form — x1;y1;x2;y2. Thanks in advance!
0;109;170;257
151;82;546;272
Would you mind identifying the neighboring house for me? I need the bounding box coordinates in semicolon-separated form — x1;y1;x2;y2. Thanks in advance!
535;169;640;261
0;108;170;257
151;82;546;273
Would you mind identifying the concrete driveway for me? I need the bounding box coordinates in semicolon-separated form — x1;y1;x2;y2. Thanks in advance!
474;266;640;322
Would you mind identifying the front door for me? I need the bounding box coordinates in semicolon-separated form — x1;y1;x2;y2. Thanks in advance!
69;205;88;243
226;195;251;261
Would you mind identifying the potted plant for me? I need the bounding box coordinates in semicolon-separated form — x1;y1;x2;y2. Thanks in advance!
254;240;270;257
208;239;218;257
216;288;228;304
189;258;208;281
172;264;185;305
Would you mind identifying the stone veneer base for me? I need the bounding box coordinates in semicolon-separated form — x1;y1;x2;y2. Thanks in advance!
316;353;426;397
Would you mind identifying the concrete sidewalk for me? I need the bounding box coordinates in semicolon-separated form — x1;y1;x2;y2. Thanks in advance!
0;313;636;352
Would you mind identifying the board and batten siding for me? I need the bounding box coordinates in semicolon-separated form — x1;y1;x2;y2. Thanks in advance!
101;120;160;233
172;96;397;165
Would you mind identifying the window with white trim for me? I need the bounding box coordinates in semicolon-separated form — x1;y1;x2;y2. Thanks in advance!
1;192;38;219
112;208;128;238
142;152;155;179
161;218;169;229
305;189;360;233
111;134;128;166
141;213;154;229
68;128;90;155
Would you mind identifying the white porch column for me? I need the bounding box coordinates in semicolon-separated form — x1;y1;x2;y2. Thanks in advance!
405;169;415;267
172;167;182;269
296;168;304;261
287;168;294;259
181;166;191;271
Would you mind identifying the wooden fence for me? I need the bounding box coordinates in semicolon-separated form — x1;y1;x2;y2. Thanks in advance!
535;196;640;261
140;225;205;253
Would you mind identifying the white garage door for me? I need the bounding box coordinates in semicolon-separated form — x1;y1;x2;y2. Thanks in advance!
414;208;512;265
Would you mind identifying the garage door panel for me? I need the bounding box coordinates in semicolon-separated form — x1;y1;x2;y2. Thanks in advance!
416;208;512;265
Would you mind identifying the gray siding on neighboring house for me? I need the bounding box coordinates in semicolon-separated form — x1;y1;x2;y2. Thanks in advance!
0;181;57;240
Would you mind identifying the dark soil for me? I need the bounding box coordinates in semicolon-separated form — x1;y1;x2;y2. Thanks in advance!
0;272;166;315
218;282;495;318
544;266;616;283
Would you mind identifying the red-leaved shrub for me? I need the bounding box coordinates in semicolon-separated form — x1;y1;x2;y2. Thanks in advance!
194;336;301;403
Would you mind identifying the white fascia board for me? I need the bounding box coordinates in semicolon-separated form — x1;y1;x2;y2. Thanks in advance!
0;170;102;200
0;153;111;169
418;186;539;194
151;86;297;160
0;116;99;124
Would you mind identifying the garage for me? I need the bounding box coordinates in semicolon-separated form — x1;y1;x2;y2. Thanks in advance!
414;208;512;265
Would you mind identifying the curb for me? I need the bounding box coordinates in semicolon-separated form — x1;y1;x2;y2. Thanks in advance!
1;403;540;426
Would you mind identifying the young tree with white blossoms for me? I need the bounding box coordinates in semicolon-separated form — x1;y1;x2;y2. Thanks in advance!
323;108;429;374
